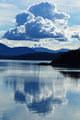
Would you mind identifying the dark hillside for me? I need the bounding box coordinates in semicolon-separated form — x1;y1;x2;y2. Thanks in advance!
51;50;80;67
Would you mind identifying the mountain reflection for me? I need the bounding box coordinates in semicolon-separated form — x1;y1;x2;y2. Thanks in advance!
60;71;80;79
5;75;67;115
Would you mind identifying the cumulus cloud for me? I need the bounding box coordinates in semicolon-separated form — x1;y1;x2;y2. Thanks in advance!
3;2;70;42
29;2;69;21
15;12;34;26
4;26;26;40
0;31;6;39
25;16;67;41
71;32;80;40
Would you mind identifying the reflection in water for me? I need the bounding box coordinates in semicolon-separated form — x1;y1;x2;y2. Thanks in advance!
5;75;67;116
0;61;80;120
60;71;80;79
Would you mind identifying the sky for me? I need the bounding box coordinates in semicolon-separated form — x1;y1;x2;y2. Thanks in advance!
0;0;80;50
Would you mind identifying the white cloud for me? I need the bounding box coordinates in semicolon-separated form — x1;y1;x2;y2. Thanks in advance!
28;2;69;21
0;0;27;9
15;12;34;26
0;3;17;9
54;0;80;13
0;3;20;29
1;1;80;49
71;33;80;40
69;25;80;33
3;2;69;42
67;25;80;41
0;31;6;39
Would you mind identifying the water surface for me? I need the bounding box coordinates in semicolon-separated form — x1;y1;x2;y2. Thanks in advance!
0;60;80;120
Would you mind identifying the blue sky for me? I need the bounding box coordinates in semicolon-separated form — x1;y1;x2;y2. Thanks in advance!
0;0;80;50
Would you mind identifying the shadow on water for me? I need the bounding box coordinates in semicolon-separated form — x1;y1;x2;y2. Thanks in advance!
60;71;80;79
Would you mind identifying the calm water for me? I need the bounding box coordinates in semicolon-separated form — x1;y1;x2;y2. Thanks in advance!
0;60;80;120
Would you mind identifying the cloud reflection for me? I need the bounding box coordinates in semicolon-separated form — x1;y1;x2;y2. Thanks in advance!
4;74;67;116
1;61;80;117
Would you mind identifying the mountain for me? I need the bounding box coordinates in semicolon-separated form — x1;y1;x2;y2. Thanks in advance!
33;47;56;53
9;52;61;60
79;48;80;50
54;48;70;53
0;43;37;56
34;47;70;53
0;43;70;56
51;49;80;67
0;43;61;60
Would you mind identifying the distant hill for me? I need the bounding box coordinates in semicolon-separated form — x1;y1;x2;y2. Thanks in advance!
0;43;70;57
51;49;80;67
34;47;70;53
54;48;70;53
0;43;37;56
8;52;61;60
33;47;55;53
0;43;62;60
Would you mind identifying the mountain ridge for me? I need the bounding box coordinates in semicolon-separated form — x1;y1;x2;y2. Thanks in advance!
0;43;70;56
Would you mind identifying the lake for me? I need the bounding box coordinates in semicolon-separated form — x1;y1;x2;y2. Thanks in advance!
0;60;80;120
